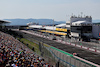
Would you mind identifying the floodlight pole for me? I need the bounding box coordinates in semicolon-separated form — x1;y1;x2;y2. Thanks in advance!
53;19;54;37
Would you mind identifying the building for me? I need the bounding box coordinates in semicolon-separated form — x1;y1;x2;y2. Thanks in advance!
70;16;93;41
28;15;100;41
70;16;92;23
92;25;100;39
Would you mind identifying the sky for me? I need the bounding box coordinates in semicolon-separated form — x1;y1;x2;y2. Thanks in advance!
0;0;100;21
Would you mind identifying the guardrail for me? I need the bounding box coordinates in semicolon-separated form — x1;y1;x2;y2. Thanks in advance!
44;44;99;67
45;46;76;67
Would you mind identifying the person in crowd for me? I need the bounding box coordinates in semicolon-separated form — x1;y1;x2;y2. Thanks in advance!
0;31;51;67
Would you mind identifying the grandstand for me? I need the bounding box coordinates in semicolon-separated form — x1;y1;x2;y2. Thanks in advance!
0;31;51;67
0;20;10;24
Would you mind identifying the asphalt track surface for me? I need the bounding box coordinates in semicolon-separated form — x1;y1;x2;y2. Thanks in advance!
17;31;100;65
28;30;100;50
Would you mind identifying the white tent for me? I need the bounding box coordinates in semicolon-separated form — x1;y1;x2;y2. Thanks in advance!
56;24;66;27
29;25;42;28
43;26;56;30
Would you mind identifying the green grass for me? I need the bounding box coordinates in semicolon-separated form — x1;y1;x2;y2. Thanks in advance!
19;38;41;55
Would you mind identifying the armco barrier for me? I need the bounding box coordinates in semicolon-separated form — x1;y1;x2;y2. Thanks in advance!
43;43;99;67
51;47;100;67
44;46;75;67
73;56;100;67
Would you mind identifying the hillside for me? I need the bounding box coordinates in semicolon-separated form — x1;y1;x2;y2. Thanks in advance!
4;19;66;25
4;19;100;26
92;20;100;23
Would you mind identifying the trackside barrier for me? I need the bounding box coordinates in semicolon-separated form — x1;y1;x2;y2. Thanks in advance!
44;46;76;67
42;42;99;67
19;30;100;67
73;56;100;67
26;37;98;67
49;46;99;67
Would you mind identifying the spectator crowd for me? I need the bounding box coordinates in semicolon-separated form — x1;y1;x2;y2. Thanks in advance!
0;31;51;67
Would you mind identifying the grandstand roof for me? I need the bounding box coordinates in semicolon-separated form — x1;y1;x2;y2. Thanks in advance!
0;20;11;24
56;24;66;27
